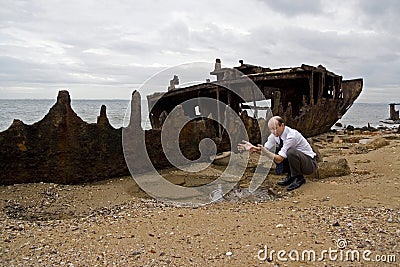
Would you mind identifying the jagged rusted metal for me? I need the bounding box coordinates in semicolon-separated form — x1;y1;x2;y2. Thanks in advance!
0;91;218;185
147;59;363;145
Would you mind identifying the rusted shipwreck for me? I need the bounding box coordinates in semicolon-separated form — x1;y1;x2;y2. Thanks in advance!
147;59;363;138
0;60;363;185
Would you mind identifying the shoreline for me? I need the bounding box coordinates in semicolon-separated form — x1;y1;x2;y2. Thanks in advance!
1;101;397;133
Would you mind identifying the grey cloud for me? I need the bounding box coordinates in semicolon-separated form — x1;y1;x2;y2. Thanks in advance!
105;39;158;57
356;0;400;34
0;54;164;93
235;24;399;91
258;0;325;16
0;56;72;84
358;0;400;16
0;1;41;23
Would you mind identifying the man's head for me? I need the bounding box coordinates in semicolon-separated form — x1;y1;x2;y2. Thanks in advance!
268;116;285;137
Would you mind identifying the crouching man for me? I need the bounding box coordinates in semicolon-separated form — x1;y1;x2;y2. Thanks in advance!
238;116;318;191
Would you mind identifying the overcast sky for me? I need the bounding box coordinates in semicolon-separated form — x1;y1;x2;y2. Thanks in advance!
0;0;399;102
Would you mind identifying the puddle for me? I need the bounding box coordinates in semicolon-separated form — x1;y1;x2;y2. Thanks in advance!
222;186;274;203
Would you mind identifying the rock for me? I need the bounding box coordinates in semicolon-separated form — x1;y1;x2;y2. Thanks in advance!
359;139;373;145
308;138;323;162
332;135;342;143
317;158;351;179
166;176;185;186
211;151;231;166
321;196;330;201
343;136;361;143
326;135;335;142
350;144;369;154
383;134;400;140
267;188;277;197
365;137;389;150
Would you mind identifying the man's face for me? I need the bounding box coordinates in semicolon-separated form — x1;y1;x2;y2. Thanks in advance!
269;120;284;137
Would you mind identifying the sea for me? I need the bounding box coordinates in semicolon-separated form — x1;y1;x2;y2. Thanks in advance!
0;100;398;132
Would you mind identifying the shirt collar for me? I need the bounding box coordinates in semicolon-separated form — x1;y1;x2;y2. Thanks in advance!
279;126;289;141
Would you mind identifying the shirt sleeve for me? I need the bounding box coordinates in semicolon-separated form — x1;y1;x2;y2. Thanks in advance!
263;134;276;150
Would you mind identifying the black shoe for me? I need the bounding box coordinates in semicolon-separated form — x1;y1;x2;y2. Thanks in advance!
277;175;294;186
287;176;306;191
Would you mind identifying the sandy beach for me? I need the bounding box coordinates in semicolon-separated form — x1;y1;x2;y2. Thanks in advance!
1;130;399;266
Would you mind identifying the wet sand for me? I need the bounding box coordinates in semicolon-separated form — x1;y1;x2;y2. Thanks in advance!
1;131;399;266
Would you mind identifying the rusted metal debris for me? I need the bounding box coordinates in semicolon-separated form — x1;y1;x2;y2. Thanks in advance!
0;91;218;185
147;59;363;146
389;103;400;122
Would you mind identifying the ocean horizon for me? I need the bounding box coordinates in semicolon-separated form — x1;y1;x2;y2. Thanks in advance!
0;99;398;133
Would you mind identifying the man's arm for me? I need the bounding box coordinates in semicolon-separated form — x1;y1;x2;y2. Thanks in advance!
258;145;285;163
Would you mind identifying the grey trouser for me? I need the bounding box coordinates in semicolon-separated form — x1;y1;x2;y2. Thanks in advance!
286;148;318;177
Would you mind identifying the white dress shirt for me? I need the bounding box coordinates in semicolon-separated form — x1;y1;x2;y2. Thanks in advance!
264;126;316;158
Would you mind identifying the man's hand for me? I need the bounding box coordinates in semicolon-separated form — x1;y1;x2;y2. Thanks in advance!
237;140;258;153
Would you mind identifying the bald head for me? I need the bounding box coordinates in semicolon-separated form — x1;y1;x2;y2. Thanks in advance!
268;116;284;127
268;116;285;137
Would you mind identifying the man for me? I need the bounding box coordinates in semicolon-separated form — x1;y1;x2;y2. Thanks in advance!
238;116;317;191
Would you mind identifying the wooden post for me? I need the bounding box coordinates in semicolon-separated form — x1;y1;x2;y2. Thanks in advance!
318;72;324;104
309;71;314;106
197;91;201;116
226;91;231;125
227;91;232;107
216;86;222;137
251;87;258;118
